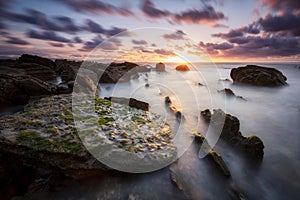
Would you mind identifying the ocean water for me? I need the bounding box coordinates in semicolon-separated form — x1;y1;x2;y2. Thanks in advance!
35;63;300;200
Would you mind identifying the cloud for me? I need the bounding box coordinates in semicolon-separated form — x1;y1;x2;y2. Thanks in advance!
79;35;103;51
154;49;176;56
163;30;186;40
228;37;250;44
132;40;148;45
84;19;127;37
259;0;300;12
199;41;233;50
48;42;65;47
5;36;30;45
171;6;226;25
73;36;83;43
26;29;71;43
212;29;243;38
53;0;133;16
1;8;80;33
259;13;300;36
141;0;171;18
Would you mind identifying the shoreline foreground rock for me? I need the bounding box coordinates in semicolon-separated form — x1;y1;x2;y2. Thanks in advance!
201;109;264;160
230;65;287;86
175;64;190;71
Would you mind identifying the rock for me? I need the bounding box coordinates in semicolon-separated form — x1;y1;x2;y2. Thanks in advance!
99;62;140;83
219;78;231;82
137;65;151;72
169;168;184;191
0;59;56;81
228;184;250;200
176;65;189;71
193;132;231;177
104;97;149;111
155;62;166;72
200;109;211;122
145;83;150;87
230;65;287;86
165;96;171;104
218;88;235;96
18;54;56;70
218;88;246;100
0;71;54;110
200;109;264;160
55;59;82;82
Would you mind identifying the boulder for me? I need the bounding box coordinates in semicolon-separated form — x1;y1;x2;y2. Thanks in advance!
99;62;140;83
55;59;82;82
104;97;149;111
218;88;245;100
155;62;166;72
230;65;287;86
200;109;264;160
18;54;56;70
176;64;189;71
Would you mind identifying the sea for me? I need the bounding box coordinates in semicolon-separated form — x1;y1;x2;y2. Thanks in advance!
38;62;300;200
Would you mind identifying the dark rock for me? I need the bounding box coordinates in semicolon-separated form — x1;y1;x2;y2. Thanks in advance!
201;109;264;160
0;71;54;110
104;97;149;111
155;62;166;72
218;88;235;96
176;65;189;71
193;132;231;177
18;54;56;70
137;65;151;72
165;96;172;104
55;59;82;82
230;65;287;86
200;109;211;122
0;59;56;81
99;62;140;83
145;83;150;87
219;78;231;82
169;168;183;191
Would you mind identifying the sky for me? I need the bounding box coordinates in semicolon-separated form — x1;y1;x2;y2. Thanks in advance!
0;0;300;63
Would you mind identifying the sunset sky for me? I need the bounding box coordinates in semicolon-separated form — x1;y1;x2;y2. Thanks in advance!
0;0;300;62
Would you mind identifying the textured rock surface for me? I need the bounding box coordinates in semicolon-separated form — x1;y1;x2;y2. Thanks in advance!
201;109;264;160
155;62;166;72
230;65;287;86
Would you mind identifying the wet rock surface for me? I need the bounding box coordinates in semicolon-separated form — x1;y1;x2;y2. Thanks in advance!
230;65;287;86
218;88;245;100
155;62;166;72
201;109;264;160
104;97;149;111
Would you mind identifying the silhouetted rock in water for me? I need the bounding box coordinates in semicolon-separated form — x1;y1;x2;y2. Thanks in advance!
200;109;264;160
200;109;211;122
99;62;140;83
104;97;149;111
197;82;204;86
193;132;231;177
165;96;172;104
145;83;150;87
176;64;189;71
230;65;287;86
155;62;166;72
137;65;151;72
18;54;56;70
169;168;184;191
218;88;246;100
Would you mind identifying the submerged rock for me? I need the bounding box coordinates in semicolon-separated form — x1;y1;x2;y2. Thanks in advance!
200;109;264;160
175;64;190;71
218;88;245;100
230;65;287;86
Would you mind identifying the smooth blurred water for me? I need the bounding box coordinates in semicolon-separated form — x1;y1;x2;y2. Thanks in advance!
36;63;300;200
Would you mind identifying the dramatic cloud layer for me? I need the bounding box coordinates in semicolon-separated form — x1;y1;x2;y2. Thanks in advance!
26;30;71;43
163;30;186;40
5;37;30;45
53;0;133;16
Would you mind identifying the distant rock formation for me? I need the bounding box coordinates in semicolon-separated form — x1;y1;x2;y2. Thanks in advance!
155;62;166;72
175;64;189;71
230;65;287;86
218;88;245;100
201;109;264;160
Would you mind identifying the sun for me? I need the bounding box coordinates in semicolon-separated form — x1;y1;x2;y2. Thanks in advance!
164;56;187;64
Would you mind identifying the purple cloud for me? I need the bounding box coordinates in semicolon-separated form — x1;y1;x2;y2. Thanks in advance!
48;42;65;47
141;0;171;18
54;0;133;16
163;30;186;40
26;29;71;43
154;49;176;56
5;36;30;45
132;40;148;45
